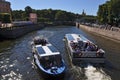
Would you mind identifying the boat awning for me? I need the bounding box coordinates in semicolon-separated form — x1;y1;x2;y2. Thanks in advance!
66;34;80;42
35;44;60;57
66;34;75;41
66;34;89;42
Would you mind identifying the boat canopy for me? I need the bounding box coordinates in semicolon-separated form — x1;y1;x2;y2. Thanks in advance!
66;34;89;42
35;44;60;57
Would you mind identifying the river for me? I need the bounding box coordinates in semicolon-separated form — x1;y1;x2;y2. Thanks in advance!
0;26;120;80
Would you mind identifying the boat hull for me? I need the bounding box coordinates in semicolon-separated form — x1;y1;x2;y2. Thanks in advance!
33;54;65;78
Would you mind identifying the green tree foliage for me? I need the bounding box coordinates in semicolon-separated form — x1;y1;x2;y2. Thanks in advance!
0;13;11;23
97;0;120;26
25;6;32;18
84;16;96;23
12;7;77;22
55;11;67;21
78;14;96;23
97;3;109;24
12;10;25;21
111;0;120;26
12;6;95;23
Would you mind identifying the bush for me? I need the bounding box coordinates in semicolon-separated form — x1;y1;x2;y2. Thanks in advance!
0;13;11;23
38;18;50;22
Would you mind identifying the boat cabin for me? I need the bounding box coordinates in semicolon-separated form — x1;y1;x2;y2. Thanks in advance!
34;44;63;69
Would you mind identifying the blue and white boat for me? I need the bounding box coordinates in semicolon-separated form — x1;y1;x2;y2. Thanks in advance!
64;34;105;64
32;37;66;77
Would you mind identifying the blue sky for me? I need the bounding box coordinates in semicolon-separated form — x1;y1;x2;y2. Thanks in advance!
6;0;107;15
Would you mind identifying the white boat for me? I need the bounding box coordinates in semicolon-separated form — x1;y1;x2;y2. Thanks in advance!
64;34;105;64
32;37;66;77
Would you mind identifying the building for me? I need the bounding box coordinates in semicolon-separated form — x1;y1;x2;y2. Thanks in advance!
0;0;11;24
29;13;37;23
82;9;86;16
0;0;11;13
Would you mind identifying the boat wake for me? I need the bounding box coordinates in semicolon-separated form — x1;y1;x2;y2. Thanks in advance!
84;64;111;80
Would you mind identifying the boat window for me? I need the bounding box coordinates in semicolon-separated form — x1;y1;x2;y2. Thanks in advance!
66;34;75;41
36;47;45;54
40;54;62;69
80;35;89;41
48;46;58;52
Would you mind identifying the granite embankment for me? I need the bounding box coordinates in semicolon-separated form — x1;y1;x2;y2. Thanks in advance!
78;24;120;43
0;24;44;39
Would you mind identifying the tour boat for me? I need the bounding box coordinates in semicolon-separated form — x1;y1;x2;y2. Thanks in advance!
32;37;66;77
64;34;105;64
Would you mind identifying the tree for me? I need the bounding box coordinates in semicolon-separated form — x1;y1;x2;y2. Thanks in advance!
12;10;25;21
111;0;120;26
25;6;32;18
55;11;68;21
0;13;11;23
97;0;120;26
12;8;77;23
97;3;109;24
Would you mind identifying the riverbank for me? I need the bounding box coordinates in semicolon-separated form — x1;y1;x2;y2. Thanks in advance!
44;21;75;27
78;24;120;43
0;23;45;39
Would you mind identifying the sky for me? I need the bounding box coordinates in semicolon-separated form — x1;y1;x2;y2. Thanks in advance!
6;0;107;16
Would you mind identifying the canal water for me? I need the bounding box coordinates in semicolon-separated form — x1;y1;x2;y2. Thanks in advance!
0;26;120;80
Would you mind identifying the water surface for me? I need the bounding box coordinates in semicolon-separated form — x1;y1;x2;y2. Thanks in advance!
0;26;120;80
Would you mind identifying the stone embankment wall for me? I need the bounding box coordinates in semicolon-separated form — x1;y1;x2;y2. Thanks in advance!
0;24;44;39
78;24;120;42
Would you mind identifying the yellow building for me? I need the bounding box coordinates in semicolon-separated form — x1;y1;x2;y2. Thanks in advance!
0;0;11;13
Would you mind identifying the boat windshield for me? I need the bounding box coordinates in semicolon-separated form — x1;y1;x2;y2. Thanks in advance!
39;54;63;69
66;34;75;41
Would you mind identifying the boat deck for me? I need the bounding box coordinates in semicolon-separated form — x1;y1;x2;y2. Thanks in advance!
64;34;105;63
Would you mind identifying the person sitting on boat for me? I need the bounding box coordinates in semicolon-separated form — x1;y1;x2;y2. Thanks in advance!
70;41;79;51
41;39;47;45
70;41;76;49
85;42;95;51
78;40;84;50
75;47;81;53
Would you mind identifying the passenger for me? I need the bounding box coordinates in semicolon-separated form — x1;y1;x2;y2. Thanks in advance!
75;47;81;52
84;42;88;49
50;62;53;67
85;42;93;51
78;40;84;50
44;39;47;44
70;41;75;47
92;45;98;51
86;42;98;51
42;39;46;45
